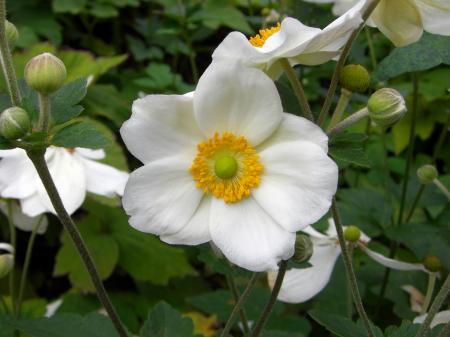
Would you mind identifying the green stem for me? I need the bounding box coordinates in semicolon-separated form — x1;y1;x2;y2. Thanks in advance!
433;179;450;201
250;260;288;337
280;59;313;121
6;201;17;316
327;107;369;138
346;243;354;319
0;0;20;106
404;185;426;223
317;0;382;127
331;199;375;337
415;275;450;337
420;273;437;315
327;88;352;131
38;94;51;132
220;273;258;337
0;294;8;313
225;274;250;334
364;27;377;69
26;152;129;337
432;116;450;163
17;215;45;317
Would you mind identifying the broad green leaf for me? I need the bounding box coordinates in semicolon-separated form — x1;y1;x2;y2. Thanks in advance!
141;302;195;337
51;121;110;149
52;0;87;13
329;132;370;168
0;315;15;337
51;78;88;124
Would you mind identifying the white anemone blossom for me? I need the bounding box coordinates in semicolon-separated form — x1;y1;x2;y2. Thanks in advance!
304;0;450;47
414;310;450;328
212;3;364;78
0;201;48;234
0;147;129;216
270;219;429;303
120;62;338;272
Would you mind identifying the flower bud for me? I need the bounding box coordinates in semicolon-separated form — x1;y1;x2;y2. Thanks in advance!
293;234;313;263
24;53;67;94
340;64;370;93
0;106;30;140
0;243;14;279
344;226;361;242
417;165;438;184
423;255;442;272
5;20;19;48
368;88;407;127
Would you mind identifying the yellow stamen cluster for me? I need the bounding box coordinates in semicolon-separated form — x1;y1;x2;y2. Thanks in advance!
249;22;281;47
190;132;263;203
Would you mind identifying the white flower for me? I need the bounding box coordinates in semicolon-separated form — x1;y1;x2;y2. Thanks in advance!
271;219;429;303
0;147;129;216
0;200;48;234
212;4;364;78
414;310;450;328
304;0;450;47
120;61;338;272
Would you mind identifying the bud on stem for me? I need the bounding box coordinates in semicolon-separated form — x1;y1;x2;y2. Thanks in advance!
368;88;406;127
25;53;66;94
0;106;30;139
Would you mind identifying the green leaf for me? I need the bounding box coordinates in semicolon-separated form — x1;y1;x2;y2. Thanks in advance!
141;302;194;337
51;78;88;124
51;121;110;149
52;0;87;14
329;132;370;168
0;136;14;149
0;315;15;337
373;33;450;82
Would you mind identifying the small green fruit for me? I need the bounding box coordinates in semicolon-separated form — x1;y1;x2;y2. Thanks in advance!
340;64;370;93
423;255;442;272
24;52;67;94
416;165;438;184
0;107;30;140
293;234;313;263
344;226;361;242
368;88;407;127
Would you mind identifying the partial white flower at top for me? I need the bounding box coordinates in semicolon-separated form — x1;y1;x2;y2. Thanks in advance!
120;61;338;272
304;0;450;47
212;3;364;78
270;219;429;303
0;147;129;216
0;200;48;234
414;310;450;328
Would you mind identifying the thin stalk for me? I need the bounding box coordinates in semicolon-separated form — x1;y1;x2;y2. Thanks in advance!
250;260;288;337
225;274;250;333
0;0;20;106
0;294;8;313
331;199;375;337
6;201;17;316
404;185;426;223
220;273;258;337
364;27;377;69
433;179;450;201
432;116;450;163
327;88;352;131
420;273;436;315
346;243;354;319
437;321;450;337
327;107;369;138
26;152;129;337
280;59;313;121
317;0;382;126
17;215;45;317
38;94;51;132
415;275;450;337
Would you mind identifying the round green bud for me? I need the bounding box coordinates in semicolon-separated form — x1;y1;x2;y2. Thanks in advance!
293;234;313;263
368;88;407;127
0;107;30;140
261;7;271;16
423;255;442;272
5;20;19;48
344;226;361;242
417;165;438;184
24;52;67;94
215;155;238;180
340;64;370;93
0;243;14;279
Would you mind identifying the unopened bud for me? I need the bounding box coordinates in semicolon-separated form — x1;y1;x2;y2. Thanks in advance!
0;106;30;140
293;234;313;263
5;20;19;48
423;255;442;272
417;165;438;184
340;64;370;93
368;88;407;127
344;226;361;242
0;243;14;278
25;53;67;94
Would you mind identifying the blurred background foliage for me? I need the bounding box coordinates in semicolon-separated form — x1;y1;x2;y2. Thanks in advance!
0;0;449;336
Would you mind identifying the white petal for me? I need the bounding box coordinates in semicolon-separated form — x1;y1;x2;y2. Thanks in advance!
120;94;204;164
332;0;360;16
273;241;341;303
361;245;428;272
0;149;37;199
209;197;295;272
416;0;450;36
253;141;338;232
21;193;49;217
161;197;212;245
194;61;283;146
0;242;14;253
414;310;450;328
122;155;203;237
301;225;330;239
78;156;129;197
45;299;63;318
74;148;105;160
0;201;48;234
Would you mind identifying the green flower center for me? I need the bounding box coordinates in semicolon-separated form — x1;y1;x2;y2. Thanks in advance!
214;155;238;180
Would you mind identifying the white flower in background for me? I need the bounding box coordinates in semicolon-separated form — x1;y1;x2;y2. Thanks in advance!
0;200;48;234
304;0;450;47
120;62;338;272
414;310;450;328
270;219;429;303
0;147;129;216
212;4;364;77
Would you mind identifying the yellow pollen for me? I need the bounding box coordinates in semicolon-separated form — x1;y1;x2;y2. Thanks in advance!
190;132;263;203
249;22;281;48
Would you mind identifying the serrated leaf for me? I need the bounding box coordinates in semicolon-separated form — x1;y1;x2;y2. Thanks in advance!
51;78;88;124
51;122;110;149
141;302;194;337
329;132;370;168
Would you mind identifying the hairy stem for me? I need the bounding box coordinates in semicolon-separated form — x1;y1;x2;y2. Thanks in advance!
327;107;369;138
433;178;450;200
364;27;377;69
226;274;250;333
346;243;354;319
327;88;352;131
6;201;17;316
38;94;51;132
420;273;436;315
